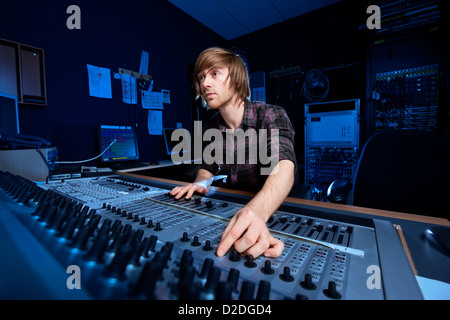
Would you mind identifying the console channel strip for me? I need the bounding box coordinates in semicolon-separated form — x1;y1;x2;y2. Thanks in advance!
0;172;423;300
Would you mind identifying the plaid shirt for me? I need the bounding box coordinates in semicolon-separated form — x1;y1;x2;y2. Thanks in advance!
200;101;296;191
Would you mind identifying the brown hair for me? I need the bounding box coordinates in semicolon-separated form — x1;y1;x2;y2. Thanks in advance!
193;47;250;103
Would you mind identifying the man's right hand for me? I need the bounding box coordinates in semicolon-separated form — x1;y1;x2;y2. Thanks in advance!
169;183;210;199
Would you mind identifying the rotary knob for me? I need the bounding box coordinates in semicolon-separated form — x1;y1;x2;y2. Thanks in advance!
279;266;294;282
323;281;341;299
260;260;274;275
180;232;190;242
300;273;316;290
244;255;257;268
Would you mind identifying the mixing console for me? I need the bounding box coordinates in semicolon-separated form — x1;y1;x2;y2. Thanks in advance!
0;171;423;300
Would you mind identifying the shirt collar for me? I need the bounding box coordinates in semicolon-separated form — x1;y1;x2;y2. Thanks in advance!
214;100;258;132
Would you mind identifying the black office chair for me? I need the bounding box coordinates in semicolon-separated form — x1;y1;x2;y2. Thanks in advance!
328;129;450;219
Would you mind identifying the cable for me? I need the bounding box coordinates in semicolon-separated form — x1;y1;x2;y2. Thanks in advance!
55;139;117;164
320;61;360;71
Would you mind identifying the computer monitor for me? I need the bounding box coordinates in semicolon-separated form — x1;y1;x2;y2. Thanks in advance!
98;125;139;163
162;128;190;155
0;92;20;135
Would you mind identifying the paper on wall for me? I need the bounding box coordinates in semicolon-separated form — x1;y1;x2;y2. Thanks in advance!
162;89;171;104
120;73;137;104
139;50;149;75
142;90;163;110
87;64;112;99
148;110;163;135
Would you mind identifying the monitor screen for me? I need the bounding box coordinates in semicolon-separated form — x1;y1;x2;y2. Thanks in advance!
0;92;20;135
306;111;359;147
98;125;139;162
309;114;356;143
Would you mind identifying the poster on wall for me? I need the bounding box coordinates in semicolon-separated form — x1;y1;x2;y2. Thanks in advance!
87;64;112;99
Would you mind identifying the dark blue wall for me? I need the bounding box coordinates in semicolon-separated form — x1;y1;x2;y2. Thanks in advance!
1;0;447;170
0;0;226;164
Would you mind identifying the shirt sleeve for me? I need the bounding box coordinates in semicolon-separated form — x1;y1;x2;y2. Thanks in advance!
200;162;220;176
265;107;298;171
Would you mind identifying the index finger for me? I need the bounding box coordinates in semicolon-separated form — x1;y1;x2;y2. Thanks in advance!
170;186;187;198
185;185;209;199
216;219;250;257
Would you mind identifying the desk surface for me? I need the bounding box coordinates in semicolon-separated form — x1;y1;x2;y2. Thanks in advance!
119;171;449;226
119;171;450;284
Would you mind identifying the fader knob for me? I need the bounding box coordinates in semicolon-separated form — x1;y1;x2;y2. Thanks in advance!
300;273;316;290
83;234;109;263
202;240;213;251
279;266;294;282
129;261;160;299
147;235;157;253
154;222;163;231
176;265;196;293
261;260;274;275
181;232;190;242
179;250;193;269
239;281;255;300
227;268;240;293
203;267;221;296
256;280;271;300
191;236;201;247
323;281;341;299
199;258;214;279
205;200;213;209
102;245;132;280
244;255;257;268
228;250;241;262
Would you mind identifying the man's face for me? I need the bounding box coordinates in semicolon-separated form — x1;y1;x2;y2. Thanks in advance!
198;66;236;109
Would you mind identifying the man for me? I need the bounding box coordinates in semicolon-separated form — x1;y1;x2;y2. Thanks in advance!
170;47;297;259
